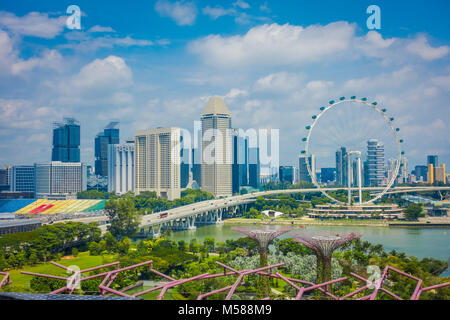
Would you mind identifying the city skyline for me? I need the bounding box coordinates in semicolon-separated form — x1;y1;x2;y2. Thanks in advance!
0;0;449;170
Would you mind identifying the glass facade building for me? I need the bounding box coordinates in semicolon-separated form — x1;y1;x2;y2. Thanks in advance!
232;130;249;194
35;162;87;199
279;166;294;184
52;118;80;163
299;154;316;183
95;122;119;177
10;165;35;196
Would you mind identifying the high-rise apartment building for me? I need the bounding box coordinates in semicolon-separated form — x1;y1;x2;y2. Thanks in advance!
299;154;316;183
35;162;87;199
95;122;119;177
367;139;385;186
107;140;135;195
135;127;181;200
52;118;80;163
201;97;232;197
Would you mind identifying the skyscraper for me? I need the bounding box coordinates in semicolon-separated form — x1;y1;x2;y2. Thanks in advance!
279;166;294;184
413;165;428;182
108;140;135;195
248;146;260;189
180;134;190;189
320;168;336;184
95;122;119;177
35;162;87;199
135;127;181;200
367;139;385;186
427;155;438;167
299;154;316;183
201;97;232;197
52;118;80;162
232;129;249;194
192;148;201;187
335;147;348;186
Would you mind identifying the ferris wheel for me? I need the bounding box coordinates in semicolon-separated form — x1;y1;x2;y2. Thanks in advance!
301;96;404;206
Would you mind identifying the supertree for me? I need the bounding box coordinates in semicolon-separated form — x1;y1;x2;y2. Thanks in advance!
232;226;296;298
292;232;362;285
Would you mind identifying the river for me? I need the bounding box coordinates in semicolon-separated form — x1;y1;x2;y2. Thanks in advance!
167;223;450;261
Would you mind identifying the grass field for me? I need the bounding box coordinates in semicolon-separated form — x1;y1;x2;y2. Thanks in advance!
1;252;114;292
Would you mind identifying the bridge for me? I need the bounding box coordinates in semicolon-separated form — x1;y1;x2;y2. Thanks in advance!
60;186;450;237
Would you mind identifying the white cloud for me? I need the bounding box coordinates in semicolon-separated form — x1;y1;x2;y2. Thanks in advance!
202;6;236;20
88;25;115;33
188;22;356;67
233;1;251;9
430;76;450;91
343;66;417;91
0;11;66;39
56;56;133;104
253;72;304;93
11;49;63;75
0;30;63;76
155;0;197;26
225;88;248;99
406;35;449;60
60;32;154;52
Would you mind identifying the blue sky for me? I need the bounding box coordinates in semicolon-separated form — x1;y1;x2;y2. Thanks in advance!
0;0;449;172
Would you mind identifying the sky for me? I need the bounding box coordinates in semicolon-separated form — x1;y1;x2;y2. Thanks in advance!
0;0;449;172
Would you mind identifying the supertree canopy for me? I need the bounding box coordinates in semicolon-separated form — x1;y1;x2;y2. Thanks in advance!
232;225;297;298
293;232;362;285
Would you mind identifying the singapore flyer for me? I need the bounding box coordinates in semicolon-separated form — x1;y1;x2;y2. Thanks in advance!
301;96;404;206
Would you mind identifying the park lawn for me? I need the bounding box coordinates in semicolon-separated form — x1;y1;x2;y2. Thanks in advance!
3;251;115;292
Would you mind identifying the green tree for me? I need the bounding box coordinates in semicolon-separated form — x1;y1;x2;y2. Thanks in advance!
105;196;141;239
404;203;424;221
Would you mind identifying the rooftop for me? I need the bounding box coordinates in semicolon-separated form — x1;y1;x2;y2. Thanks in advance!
202;96;230;116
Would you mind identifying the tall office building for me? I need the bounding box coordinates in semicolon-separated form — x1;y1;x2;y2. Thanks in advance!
192;148;201;187
427;155;438;167
201;97;232;197
52;118;80;163
335;147;348;186
180;135;190;189
299;154;316;183
367;139;385;186
427;155;439;183
232;129;249;194
321;168;336;184
107;140;135;195
248;146;260;189
135;127;181;200
279;166;294;184
95;122;120;177
35;162;87;199
10;165;35;195
413;165;428;182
